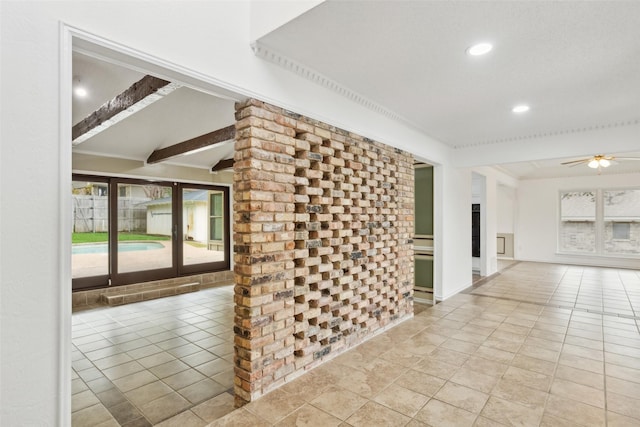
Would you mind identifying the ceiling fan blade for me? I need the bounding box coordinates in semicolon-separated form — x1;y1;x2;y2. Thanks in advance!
561;159;588;165
612;157;640;161
568;162;588;168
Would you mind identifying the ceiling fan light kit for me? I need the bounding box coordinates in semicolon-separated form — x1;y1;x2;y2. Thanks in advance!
588;157;610;169
561;154;640;173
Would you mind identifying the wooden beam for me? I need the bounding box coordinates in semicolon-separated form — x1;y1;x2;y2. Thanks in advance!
211;158;235;172
146;125;236;164
72;75;173;143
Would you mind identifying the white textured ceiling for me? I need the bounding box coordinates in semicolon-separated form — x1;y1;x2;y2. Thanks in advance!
496;151;640;180
256;1;640;150
73;2;640;179
72;53;236;170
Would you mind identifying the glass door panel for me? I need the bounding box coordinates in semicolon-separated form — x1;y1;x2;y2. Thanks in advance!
116;183;173;274
73;177;229;290
72;179;109;280
182;188;226;266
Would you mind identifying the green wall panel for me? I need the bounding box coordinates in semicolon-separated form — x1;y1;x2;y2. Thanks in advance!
415;166;434;236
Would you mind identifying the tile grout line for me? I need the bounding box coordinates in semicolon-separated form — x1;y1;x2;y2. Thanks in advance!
469;290;640;321
72;287;237;426
467;265;635;424
602;299;610;427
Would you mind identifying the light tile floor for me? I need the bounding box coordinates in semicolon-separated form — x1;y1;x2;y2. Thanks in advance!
209;262;640;427
73;262;640;426
71;286;237;426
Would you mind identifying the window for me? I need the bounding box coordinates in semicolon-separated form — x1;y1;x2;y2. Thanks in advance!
72;175;230;290
181;188;227;267
604;189;640;254
612;222;631;240
559;188;640;256
210;192;224;241
559;191;596;253
117;182;173;274
72;177;109;285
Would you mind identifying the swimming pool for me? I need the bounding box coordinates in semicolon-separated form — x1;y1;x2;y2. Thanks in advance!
72;241;165;255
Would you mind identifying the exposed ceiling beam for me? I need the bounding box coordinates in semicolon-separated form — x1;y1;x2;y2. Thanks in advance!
211;158;235;172
146;125;236;164
72;75;180;145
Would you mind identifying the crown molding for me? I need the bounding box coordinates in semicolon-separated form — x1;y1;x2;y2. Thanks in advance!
455;119;640;150
251;41;426;132
518;168;640;180
251;42;640;155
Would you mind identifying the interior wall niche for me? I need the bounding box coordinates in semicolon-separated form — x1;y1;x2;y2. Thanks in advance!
232;99;415;405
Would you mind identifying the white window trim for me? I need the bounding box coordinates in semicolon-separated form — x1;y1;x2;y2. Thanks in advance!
557;187;640;259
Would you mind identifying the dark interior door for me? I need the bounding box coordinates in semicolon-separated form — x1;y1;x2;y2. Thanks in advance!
472;204;480;257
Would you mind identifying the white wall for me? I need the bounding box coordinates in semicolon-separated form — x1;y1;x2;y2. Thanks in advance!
73;153;235;185
471;167;519;275
497;184;516;234
184;203;209;243
1;2;471;424
517;171;640;268
2;3;68;425
483;174;498;275
435;166;473;300
147;205;173;236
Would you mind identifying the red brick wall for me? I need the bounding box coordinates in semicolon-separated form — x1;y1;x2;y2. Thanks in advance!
232;99;415;405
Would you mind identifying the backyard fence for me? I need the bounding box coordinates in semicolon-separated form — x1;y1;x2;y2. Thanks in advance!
72;195;149;233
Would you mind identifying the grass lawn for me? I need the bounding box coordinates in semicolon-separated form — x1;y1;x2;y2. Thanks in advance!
72;232;170;244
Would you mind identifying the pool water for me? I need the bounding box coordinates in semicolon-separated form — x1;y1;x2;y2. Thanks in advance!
72;241;164;255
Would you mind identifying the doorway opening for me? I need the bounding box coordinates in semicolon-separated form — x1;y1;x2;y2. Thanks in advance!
67;31;244;425
414;162;435;305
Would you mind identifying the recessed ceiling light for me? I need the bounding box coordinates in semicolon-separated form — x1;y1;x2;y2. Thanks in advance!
512;104;530;113
74;87;88;98
466;43;493;56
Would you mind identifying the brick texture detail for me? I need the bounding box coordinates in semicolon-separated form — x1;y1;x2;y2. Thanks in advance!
233;99;415;406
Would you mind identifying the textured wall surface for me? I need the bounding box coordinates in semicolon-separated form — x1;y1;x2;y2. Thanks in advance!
232;99;415;404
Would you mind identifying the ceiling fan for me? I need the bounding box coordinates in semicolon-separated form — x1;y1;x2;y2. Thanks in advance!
561;154;640;170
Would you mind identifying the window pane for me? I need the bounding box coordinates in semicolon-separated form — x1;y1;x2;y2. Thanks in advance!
117;183;172;273
604;190;640;254
211;193;223;216
211;217;223;240
559;191;596;253
72;180;109;278
183;189;225;265
612;223;631;240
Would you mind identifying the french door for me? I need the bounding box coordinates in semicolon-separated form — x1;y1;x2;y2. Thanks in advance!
72;176;229;291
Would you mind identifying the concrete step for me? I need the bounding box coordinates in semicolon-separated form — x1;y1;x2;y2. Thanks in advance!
101;282;200;306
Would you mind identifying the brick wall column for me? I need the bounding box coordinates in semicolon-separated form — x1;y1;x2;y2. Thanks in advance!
233;99;414;406
233;99;297;405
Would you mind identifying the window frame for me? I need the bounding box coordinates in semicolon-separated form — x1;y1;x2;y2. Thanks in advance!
178;183;230;276
611;222;631;241
71;174;111;290
72;174;230;291
558;187;640;258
